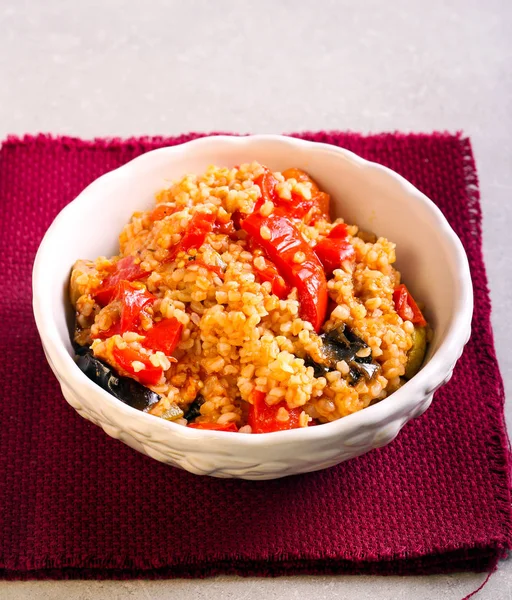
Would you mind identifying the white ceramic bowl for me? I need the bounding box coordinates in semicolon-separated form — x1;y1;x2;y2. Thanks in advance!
32;135;473;480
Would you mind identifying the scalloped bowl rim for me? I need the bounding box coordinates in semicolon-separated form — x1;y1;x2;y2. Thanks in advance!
32;134;473;448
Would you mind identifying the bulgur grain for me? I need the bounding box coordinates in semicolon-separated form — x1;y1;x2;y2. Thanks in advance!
72;161;428;433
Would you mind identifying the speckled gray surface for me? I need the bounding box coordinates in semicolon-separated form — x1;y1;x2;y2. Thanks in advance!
1;0;511;598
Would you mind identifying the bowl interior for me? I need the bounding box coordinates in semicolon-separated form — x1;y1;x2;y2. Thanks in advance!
39;136;464;378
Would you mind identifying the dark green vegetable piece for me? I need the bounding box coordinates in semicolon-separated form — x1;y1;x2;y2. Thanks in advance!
76;348;161;412
184;395;205;422
306;323;380;385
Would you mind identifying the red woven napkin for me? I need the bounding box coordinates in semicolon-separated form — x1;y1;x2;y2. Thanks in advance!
0;132;510;579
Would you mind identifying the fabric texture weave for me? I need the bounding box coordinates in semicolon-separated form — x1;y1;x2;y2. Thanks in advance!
0;132;509;579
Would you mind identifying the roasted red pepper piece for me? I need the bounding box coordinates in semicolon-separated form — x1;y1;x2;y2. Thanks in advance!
143;317;183;356
283;193;318;221
92;281;155;340
188;422;238;432
112;346;163;386
314;223;355;276
118;282;155;333
253;256;290;299
213;219;238;238
167;212;216;261
282;168;319;190
150;204;179;222
242;212;327;332
254;170;279;211
328;223;349;239
393;284;427;327
248;390;302;433
254;169;318;222
282;167;330;218
94;256;147;306
314;192;330;217
315;242;354;276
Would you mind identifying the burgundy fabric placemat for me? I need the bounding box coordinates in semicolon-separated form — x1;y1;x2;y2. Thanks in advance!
0;132;510;580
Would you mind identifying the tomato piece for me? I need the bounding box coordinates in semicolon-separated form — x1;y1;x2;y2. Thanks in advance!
242;212;327;332
150;204;179;222
248;390;302;433
112;346;163;386
253;256;290;299
393;284;427;327
314;239;355;276
143;317;183;356
94;256;147;306
188;422;238;432
167;212;216;261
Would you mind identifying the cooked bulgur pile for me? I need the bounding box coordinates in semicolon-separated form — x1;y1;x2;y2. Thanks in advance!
71;163;429;433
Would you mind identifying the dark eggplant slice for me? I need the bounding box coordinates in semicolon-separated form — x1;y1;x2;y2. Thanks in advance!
184;395;205;422
305;323;380;386
73;336;91;357
76;349;161;412
304;356;331;378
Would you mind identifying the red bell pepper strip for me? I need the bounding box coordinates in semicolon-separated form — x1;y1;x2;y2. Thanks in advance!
94;256;147;306
248;390;302;433
393;284;427;327
167;212;216;261
188;422;238;432
112;346;163;386
314;224;355;276
253;256;290;299
242;212;327;332
143;317;183;356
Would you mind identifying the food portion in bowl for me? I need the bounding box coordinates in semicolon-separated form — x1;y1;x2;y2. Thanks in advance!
70;162;429;433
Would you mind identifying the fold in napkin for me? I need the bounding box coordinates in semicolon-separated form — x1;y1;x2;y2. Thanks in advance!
0;132;510;579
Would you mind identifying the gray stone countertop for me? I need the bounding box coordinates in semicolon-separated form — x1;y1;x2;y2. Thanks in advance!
1;0;511;598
